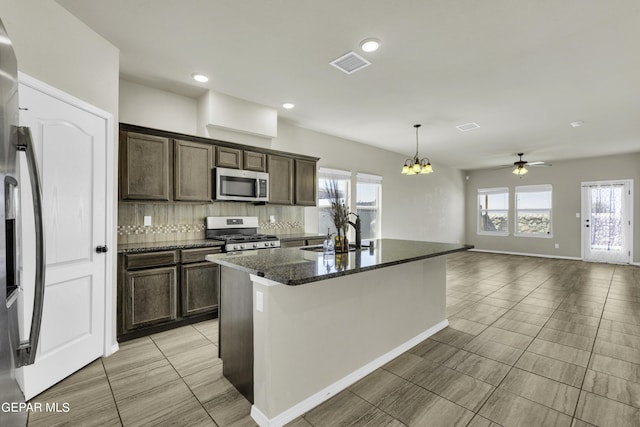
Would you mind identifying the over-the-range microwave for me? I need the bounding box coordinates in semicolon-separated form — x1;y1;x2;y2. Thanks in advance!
214;167;269;202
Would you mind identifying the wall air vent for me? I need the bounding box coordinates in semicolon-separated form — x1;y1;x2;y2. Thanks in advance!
329;51;371;74
456;122;481;132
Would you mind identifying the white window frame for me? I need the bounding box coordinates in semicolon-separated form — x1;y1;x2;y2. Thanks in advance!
515;184;553;238
477;187;509;236
318;167;352;236
356;173;382;240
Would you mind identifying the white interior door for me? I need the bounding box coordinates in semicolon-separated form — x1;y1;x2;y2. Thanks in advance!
581;180;633;264
16;78;111;400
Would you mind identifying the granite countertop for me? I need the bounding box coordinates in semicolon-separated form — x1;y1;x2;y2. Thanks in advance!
206;239;473;286
118;239;225;254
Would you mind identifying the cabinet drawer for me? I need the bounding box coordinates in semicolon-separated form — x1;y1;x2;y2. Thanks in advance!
281;239;305;248
181;247;222;264
125;250;178;269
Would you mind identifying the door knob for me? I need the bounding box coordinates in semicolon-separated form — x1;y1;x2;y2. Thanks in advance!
95;245;108;253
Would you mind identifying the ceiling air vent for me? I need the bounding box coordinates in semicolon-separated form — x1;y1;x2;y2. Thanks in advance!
329;51;371;74
456;122;481;132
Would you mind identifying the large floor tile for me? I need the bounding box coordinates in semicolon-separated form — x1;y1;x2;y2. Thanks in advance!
443;349;511;386
515;351;586;388
479;388;573;427
463;336;524;365
574;391;640;427
582;369;640;409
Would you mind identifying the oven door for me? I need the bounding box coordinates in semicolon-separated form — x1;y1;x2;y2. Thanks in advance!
215;167;269;202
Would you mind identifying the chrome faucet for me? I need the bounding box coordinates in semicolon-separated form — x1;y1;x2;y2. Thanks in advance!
348;212;362;249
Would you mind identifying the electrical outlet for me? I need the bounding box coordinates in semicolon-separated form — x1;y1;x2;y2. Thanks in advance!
555;243;559;249
576;213;580;218
144;216;152;226
269;215;276;224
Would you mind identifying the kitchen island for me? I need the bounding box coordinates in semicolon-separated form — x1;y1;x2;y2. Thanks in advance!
206;239;472;427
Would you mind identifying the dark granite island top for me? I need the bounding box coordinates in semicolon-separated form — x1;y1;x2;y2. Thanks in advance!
206;239;472;286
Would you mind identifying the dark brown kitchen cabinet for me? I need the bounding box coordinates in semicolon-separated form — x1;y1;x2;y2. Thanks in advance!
216;146;243;169
267;155;294;205
118;246;221;341
280;239;306;248
243;150;266;172
295;159;317;206
181;262;219;317
120;131;171;201
180;247;221;317
124;266;177;330
174;140;213;202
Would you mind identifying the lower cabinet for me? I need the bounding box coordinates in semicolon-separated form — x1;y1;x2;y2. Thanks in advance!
118;246;221;341
125;266;177;330
181;262;219;317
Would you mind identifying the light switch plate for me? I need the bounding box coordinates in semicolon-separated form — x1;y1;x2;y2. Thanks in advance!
144;216;152;226
256;291;264;312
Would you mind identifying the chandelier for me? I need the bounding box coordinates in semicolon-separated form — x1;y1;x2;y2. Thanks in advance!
401;124;433;175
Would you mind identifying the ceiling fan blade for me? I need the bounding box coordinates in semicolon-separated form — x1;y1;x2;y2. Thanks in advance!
528;162;552;167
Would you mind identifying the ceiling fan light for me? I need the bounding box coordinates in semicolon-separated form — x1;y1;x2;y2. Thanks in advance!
401;165;410;174
421;163;433;174
512;166;528;175
412;162;421;173
406;168;417;175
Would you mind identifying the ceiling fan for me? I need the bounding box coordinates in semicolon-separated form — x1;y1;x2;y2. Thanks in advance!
509;153;551;176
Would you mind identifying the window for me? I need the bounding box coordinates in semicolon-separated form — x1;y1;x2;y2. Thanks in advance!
515;184;552;237
356;173;382;240
477;188;509;235
318;168;351;236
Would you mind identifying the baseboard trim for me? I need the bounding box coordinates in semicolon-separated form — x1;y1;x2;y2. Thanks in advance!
469;248;582;261
632;262;640;267
250;319;449;427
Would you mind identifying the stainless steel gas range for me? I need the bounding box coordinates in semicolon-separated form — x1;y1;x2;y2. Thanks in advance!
205;216;280;252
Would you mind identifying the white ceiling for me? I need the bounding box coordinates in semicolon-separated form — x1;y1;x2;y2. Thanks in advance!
56;0;640;170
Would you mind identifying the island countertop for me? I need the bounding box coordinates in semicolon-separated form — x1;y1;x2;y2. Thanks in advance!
206;239;472;286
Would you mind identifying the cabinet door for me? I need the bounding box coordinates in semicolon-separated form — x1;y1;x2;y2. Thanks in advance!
120;131;171;201
216;146;243;169
295;159;317;206
267;155;294;205
243;151;266;172
181;262;220;317
174;140;213;201
124;266;177;330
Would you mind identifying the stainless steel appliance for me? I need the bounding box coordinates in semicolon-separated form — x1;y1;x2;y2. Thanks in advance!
205;216;279;252
1;18;46;426
214;167;269;203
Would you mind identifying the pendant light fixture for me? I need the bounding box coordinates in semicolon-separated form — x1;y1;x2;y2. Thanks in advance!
401;124;433;175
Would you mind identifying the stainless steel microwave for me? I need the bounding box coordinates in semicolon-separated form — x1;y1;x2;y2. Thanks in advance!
214;167;269;202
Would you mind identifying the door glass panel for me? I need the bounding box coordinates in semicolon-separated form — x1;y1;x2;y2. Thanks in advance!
589;185;623;253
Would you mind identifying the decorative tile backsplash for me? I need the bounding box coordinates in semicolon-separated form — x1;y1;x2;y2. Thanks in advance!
118;202;307;245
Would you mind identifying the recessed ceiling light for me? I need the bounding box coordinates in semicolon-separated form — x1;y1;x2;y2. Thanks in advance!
360;38;381;53
192;73;209;83
456;122;480;132
570;120;584;128
282;103;295;109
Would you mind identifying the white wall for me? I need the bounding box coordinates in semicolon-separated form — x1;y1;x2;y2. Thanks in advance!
465;152;640;263
120;79;198;135
1;0;120;348
273;121;467;243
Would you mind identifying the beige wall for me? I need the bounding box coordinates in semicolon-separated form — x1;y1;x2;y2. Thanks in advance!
120;79;197;135
119;84;468;245
465;152;640;263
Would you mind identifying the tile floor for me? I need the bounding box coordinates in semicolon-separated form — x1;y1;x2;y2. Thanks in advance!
27;251;640;426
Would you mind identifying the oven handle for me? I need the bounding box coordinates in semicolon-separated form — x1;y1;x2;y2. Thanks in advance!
16;126;46;367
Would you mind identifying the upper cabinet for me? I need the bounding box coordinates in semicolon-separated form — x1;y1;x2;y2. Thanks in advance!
294;159;317;206
120;131;172;201
119;124;318;206
216;146;242;169
243;151;267;172
174;140;213;202
267;155;294;205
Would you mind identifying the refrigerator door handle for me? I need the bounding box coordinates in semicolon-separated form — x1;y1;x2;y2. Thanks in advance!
15;126;46;367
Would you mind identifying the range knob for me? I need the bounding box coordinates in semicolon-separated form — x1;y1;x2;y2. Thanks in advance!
253;243;258;248
270;242;276;247
240;244;246;249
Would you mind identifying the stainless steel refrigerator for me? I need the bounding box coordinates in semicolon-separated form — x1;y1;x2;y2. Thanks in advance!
1;17;46;427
